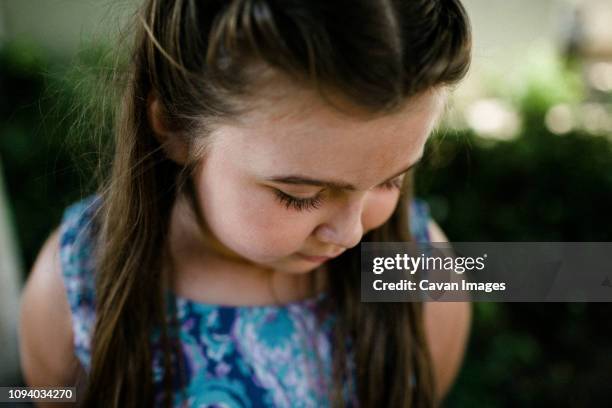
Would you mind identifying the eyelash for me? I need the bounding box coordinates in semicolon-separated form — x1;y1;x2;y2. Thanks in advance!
274;178;403;212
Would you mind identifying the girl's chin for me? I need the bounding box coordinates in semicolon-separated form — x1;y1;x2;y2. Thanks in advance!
244;252;328;274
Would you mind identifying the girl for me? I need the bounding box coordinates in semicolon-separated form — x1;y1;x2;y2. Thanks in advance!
20;0;472;407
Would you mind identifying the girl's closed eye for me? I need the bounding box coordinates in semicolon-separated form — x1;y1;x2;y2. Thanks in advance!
274;176;404;212
273;189;324;211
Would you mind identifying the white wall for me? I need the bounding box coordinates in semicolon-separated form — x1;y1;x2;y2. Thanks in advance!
0;154;22;384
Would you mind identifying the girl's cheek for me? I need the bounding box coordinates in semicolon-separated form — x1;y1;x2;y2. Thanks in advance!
225;186;314;258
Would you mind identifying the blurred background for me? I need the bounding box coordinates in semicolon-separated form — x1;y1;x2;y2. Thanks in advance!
1;0;611;406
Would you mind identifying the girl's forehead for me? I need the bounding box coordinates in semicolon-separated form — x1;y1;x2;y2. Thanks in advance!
215;86;444;149
208;86;444;184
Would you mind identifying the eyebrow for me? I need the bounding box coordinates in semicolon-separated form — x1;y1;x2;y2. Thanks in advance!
265;156;422;191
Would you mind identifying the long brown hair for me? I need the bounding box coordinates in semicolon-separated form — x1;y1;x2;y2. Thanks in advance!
81;0;471;406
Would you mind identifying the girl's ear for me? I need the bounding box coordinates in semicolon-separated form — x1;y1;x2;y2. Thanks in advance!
147;93;189;165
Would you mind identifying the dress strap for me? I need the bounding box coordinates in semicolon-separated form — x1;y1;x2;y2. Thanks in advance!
58;194;102;372
409;198;431;243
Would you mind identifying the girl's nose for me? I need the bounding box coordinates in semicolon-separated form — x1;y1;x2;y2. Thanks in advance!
314;199;364;249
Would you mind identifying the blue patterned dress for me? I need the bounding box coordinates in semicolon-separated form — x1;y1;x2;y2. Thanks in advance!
59;194;432;407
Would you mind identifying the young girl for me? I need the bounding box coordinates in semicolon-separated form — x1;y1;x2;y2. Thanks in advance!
19;0;472;406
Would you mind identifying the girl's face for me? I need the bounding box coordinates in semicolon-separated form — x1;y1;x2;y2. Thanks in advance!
192;83;444;274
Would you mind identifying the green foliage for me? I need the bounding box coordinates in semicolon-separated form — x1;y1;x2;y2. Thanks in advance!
414;50;612;407
0;41;115;269
414;129;612;406
481;45;584;116
416;128;612;241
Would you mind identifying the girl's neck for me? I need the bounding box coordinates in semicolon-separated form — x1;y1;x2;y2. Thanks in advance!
165;191;327;306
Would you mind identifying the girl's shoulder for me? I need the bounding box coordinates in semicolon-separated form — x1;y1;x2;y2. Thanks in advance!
19;227;81;387
19;194;103;386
